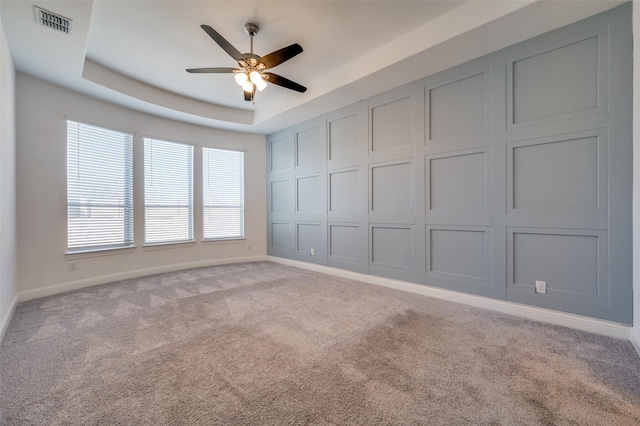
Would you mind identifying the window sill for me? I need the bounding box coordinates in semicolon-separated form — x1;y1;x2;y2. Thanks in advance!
202;238;246;246
143;241;196;251
66;246;137;260
65;239;245;258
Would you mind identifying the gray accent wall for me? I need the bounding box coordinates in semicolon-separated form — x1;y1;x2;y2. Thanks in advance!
267;4;632;324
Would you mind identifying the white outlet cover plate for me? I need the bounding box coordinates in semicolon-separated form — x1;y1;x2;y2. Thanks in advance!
535;280;547;294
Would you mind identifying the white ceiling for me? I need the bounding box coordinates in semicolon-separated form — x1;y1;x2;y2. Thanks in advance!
0;0;626;134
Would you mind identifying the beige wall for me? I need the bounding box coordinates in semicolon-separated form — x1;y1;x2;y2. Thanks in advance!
15;74;266;296
0;17;17;332
632;0;640;353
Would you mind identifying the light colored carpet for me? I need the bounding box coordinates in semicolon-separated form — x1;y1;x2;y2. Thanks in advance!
1;261;639;425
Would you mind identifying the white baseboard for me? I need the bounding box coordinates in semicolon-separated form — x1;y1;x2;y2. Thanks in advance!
268;256;632;341
18;255;269;302
11;254;634;348
631;328;640;359
0;293;19;342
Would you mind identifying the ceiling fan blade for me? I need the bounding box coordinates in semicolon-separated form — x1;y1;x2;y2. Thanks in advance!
201;25;245;62
260;44;303;69
186;67;239;73
263;72;307;93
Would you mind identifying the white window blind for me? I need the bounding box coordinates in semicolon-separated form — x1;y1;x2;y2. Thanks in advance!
203;148;244;240
67;121;133;251
144;138;194;244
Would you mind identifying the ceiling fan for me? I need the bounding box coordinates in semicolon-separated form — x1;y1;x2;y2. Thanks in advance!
186;23;307;102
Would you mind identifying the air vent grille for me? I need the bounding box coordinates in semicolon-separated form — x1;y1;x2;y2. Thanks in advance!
34;6;71;34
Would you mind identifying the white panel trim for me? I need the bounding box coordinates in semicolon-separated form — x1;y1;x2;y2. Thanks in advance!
18;256;269;302
268;256;631;341
0;293;19;342
631;328;640;359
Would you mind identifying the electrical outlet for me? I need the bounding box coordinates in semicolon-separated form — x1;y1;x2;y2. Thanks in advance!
310;248;315;256
69;262;77;271
535;280;547;294
247;243;251;250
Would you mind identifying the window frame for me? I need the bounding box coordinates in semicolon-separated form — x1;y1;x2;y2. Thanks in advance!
143;137;195;246
66;120;134;253
202;146;245;241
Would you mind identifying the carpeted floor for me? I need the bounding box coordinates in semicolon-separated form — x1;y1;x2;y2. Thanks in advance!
1;261;639;425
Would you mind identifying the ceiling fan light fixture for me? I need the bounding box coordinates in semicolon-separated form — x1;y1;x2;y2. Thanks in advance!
242;81;254;93
255;80;267;92
187;23;306;101
234;72;248;86
251;71;268;92
249;71;262;84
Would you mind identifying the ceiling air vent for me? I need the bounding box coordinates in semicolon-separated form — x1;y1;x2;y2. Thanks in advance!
34;6;72;34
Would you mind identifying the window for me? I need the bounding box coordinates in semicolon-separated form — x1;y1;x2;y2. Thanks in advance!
203;148;244;240
144;138;194;245
67;121;133;251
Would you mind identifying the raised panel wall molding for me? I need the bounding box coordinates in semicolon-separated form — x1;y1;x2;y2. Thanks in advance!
267;4;631;324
